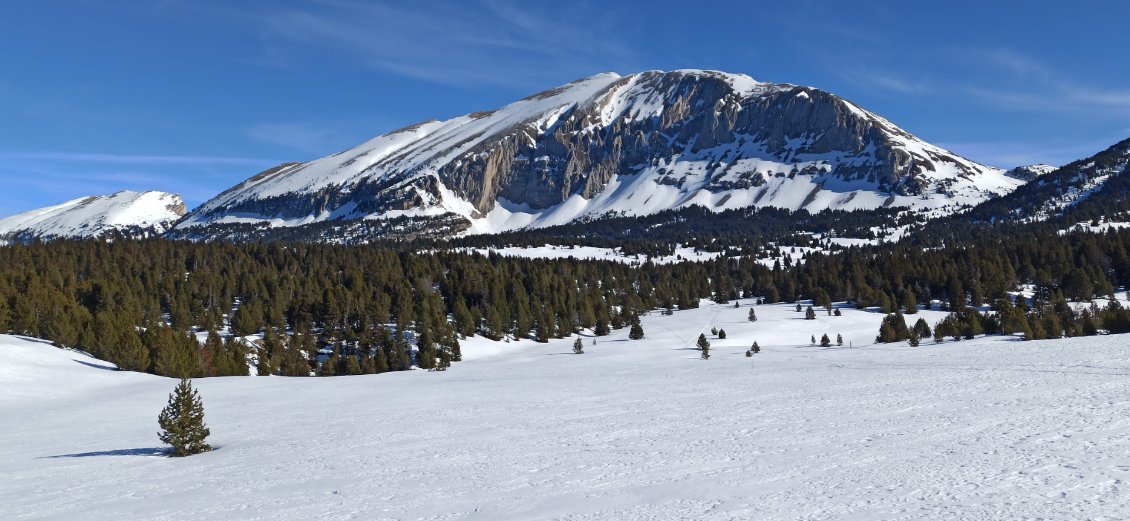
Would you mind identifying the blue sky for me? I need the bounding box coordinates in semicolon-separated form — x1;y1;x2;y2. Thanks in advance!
2;0;1129;216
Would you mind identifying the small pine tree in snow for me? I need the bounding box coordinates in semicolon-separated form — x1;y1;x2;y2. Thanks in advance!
745;349;752;357
805;306;816;320
810;334;816;345
751;341;760;353
748;309;757;322
836;334;843;346
795;303;802;312
717;329;727;339
820;333;831;347
834;309;842;317
710;326;718;336
573;337;584;354
157;378;212;457
629;323;645;340
907;330;921;347
697;333;710;352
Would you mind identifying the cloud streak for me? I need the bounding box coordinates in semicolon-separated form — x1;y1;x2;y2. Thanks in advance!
961;48;1130;114
0;150;282;216
0;151;278;167
247;0;637;89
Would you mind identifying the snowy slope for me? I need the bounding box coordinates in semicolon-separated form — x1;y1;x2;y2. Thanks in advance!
3;300;1130;520
174;70;1021;242
0;191;186;243
960;137;1130;225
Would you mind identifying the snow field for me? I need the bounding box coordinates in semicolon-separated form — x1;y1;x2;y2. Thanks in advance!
2;300;1129;520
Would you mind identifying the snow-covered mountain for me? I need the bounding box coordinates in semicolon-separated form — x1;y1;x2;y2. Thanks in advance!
959;137;1130;224
0;191;186;244
173;70;1022;242
1005;164;1057;181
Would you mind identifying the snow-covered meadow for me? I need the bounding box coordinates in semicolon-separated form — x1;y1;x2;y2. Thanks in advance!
3;300;1129;520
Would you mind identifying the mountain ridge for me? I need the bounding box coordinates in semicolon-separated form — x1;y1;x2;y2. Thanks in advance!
0;191;186;244
171;69;1022;242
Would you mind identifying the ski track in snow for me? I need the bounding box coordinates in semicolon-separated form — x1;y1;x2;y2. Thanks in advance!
2;300;1129;520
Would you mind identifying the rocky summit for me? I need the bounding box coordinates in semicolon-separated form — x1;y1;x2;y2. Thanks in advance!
173;70;1022;243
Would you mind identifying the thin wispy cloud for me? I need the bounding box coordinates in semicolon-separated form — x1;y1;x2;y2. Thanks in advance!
840;69;930;94
249;0;636;89
0;151;281;215
0;151;277;167
247;122;339;155
961;48;1130;114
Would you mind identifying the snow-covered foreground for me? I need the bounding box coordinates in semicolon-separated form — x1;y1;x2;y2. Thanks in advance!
3;301;1130;520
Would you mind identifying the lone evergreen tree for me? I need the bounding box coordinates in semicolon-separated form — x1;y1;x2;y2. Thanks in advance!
805;305;816;320
745;349;752;357
810;334;816;345
751;341;760;353
748;308;757;322
157;378;212;457
697;333;710;353
629;323;645;340
836;334;843;346
710;326;718;336
820;333;831;347
717;329;727;339
573;337;584;354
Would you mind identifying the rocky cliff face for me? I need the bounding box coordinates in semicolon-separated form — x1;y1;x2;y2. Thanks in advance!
0;191;186;244
174;70;1021;242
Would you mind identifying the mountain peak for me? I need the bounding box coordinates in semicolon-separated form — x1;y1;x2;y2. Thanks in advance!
173;69;1021;243
0;191;185;244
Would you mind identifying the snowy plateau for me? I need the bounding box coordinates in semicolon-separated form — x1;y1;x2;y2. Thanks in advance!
3;300;1129;520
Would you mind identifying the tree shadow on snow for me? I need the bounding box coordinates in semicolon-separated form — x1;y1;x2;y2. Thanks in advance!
41;447;171;458
72;359;118;371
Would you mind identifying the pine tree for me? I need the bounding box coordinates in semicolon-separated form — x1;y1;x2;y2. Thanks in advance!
629;323;645;340
751;341;760;353
573;337;584;354
717;328;726;339
805;305;816;320
745;349;752;357
907;330;921;347
157;378;212;457
819;333;831;347
810;334;816;345
697;333;710;352
748;308;757;322
710;326;718;336
836;334;843;346
912;318;932;341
